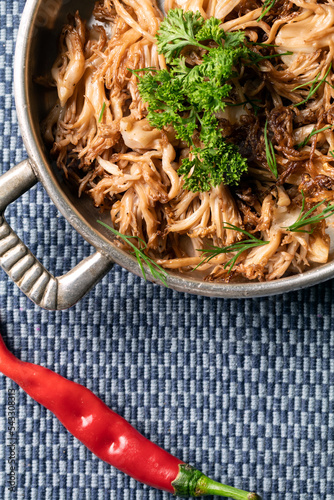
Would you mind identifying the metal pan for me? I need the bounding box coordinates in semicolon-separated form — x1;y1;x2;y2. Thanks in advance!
0;0;332;309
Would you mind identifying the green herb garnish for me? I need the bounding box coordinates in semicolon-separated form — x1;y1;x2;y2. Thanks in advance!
264;120;278;178
249;50;293;65
97;221;168;286
136;10;252;192
284;191;334;233
228;98;262;107
135;9;292;192
130;67;158;73
98;102;106;123
293;64;332;107
228;97;262;115
248;41;279;48
156;11;246;62
297;125;332;149
196;222;269;272
178;143;248;191
257;0;277;21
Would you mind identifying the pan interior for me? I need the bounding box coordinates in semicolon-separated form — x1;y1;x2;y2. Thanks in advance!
27;0;112;230
26;0;165;242
18;0;334;297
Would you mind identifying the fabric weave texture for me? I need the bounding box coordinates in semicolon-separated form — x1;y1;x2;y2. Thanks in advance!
0;1;334;499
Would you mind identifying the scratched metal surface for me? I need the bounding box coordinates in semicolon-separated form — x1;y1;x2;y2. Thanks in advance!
0;1;334;499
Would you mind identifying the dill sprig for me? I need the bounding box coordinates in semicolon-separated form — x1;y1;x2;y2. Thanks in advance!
248;41;279;48
249;50;293;64
98;102;106;123
228;97;262;115
129;67;158;73
264;120;278;177
293;64;333;108
297;125;332;149
97;221;168;286
196;222;269;273
257;0;277;22
284;191;334;234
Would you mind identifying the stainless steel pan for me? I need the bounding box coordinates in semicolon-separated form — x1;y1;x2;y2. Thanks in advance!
0;0;332;309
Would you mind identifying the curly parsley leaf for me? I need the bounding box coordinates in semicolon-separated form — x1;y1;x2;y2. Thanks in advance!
136;10;258;192
186;80;231;113
198;112;223;146
195;16;224;44
156;9;206;62
179;142;248;192
194;17;245;47
223;30;246;48
199;45;249;82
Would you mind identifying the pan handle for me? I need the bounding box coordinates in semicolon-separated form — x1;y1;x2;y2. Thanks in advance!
0;160;114;310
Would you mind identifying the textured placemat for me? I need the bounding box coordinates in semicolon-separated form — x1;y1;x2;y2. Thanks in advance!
0;1;334;499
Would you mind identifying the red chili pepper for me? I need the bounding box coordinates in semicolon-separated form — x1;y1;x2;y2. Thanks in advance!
0;332;260;499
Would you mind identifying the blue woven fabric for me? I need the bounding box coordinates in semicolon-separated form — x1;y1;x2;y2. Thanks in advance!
0;1;334;499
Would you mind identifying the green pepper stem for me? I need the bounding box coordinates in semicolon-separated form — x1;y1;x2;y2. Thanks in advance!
172;464;261;499
196;474;261;499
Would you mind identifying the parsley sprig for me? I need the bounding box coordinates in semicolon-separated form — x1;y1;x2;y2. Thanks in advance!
97;221;168;286
196;223;269;272
136;10;250;192
264;120;278;178
135;9;292;192
156;12;246;62
284;192;334;234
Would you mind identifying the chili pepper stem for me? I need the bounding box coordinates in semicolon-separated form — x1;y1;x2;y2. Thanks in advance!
195;475;260;499
172;465;261;499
